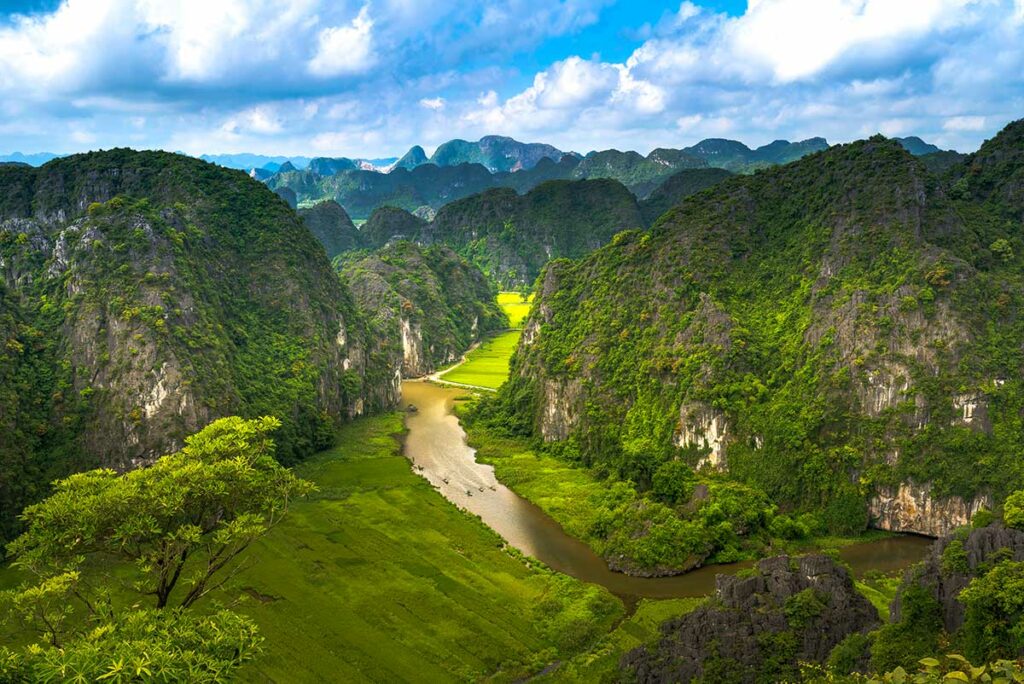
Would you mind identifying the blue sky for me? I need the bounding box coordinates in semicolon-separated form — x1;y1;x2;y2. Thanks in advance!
0;0;1021;157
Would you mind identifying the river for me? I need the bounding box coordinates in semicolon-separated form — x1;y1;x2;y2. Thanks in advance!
401;380;932;601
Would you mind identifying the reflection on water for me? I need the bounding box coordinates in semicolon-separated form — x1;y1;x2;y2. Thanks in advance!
401;381;932;600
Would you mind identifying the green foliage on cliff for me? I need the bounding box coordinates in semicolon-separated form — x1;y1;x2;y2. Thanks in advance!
639;167;734;226
429;179;644;289
488;120;1024;572
340;240;506;375
298;199;364;258
959;559;1024;661
0;149;394;541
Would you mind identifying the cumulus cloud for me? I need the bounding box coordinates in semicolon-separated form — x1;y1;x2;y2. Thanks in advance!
0;0;1020;156
308;5;375;77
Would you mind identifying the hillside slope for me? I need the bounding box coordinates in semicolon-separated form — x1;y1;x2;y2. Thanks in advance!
298;199;365;258
0;150;399;536
427;179;644;289
340;241;506;376
495;122;1024;539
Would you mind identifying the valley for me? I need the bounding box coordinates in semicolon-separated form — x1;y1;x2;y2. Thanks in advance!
2;121;1024;683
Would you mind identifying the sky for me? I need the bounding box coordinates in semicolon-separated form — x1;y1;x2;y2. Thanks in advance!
0;0;1021;158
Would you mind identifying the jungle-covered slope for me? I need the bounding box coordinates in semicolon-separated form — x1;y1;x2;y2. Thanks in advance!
426;179;644;289
490;121;1024;552
639;167;735;226
0;150;399;539
339;241;506;376
298;199;365;258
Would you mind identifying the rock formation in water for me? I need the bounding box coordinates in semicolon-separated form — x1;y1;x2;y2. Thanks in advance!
622;555;879;683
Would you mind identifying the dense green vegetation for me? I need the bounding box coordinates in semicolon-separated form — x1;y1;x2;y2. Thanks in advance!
639;167;734;226
298;199;364;258
481;121;1024;572
429;179;644;289
437;292;533;389
462;417;776;573
0;416;298;681
0;149;397;542
214;412;624;682
340;240;506;376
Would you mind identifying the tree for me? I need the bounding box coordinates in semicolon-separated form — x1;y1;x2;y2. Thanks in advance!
651;459;697;505
4;415;314;648
1003;489;1024;529
959;560;1024;661
0;608;261;683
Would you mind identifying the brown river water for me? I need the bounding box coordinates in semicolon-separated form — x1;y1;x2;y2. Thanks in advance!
401;381;932;601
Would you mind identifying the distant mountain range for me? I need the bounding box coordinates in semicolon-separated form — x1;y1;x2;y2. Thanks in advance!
0;152;62;166
2;134;958;221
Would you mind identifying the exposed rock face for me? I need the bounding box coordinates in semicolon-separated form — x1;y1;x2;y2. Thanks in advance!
539;378;583;441
893;525;1024;633
870;482;992;537
501;122;1024;540
676;402;728;470
340;240;506;379
0;150;398;508
622;555;880;683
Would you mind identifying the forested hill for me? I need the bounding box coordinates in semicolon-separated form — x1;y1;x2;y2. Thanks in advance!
495;121;1024;541
418;178;645;289
340;241;507;377
0;150;399;540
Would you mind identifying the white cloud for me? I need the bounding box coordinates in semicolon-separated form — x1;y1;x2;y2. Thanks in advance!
0;0;1020;156
308;5;375;77
222;106;284;135
419;97;446;111
944;115;987;131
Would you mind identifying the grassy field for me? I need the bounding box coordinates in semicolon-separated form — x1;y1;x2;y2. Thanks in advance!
438;292;533;389
536;597;703;682
214;412;624;683
497;291;533;328
440;330;522;389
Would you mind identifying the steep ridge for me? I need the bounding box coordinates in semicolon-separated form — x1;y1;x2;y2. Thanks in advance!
427;179;644;289
429;135;565;172
640;167;734;226
363;205;428;249
495;121;1024;539
298;199;364;258
268;162;497;219
0;150;399;537
339;241;506;376
682;137;830;172
264;136;833;218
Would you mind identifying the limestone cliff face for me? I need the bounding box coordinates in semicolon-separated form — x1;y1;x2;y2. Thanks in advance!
869;482;992;537
500;124;1024;538
340;240;506;380
0;150;397;483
